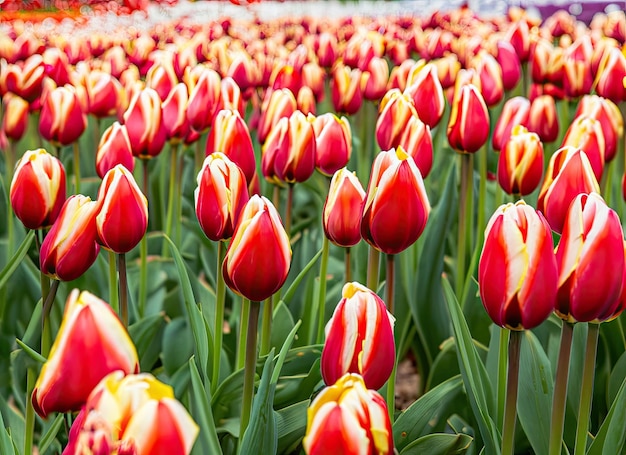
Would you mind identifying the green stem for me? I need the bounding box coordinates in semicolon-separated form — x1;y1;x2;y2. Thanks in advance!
41;279;59;358
285;184;294;238
108;251;119;315
260;296;273;356
93;117;101;151
477;144;487;246
5;140;16;257
315;236;330;343
162;144;179;258
549;321;575;455
240;300;260;440
456;153;472;299
195;138;204;175
118;253;128;327
138;159;149;318
574;323;600;455
386;360;397;424
73;141;81;194
497;327;510;432
345;247;351;283
502;330;522;455
176;147;185;247
237;297;250;370
24;368;36;455
366;245;380;292
385;254;396;423
212;241;227;393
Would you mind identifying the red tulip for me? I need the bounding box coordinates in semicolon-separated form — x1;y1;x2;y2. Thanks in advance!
495;40;522;91
162;82;191;144
186;66;221;134
321;282;395;390
1;93;29;142
497;125;544;196
39;85;87;147
323;168;366;248
123;87;167;159
492;96;530;152
528;94;559;143
404;62;445;129
561;115;606;182
311;113;353;177
447;83;490;154
555;193;625;322
222;195;291;301
331;63;364;116
95;122;134;179
10;148;66;230
397;115;433;178
256;88;297;145
376;89;417;151
32;289;139;418
195;152;250;242
594;46;626;104
84;70;126;119
573;94;622;162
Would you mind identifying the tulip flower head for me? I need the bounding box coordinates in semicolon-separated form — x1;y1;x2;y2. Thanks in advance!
96;165;148;254
361;147;430;255
404;62;445;129
222;195;291;301
497;125;544;196
321;282;395;390
195;153;250;242
310;113;353;177
1;93;29;142
561;115;606;182
123;87;167;159
555;192;625;323
95;122;134;179
303;373;393;455
40;194;100;281
39;85;87;147
479;201;558;330
32;290;139;418
323;168;366;248
63;371;198;455
10;148;66;230
447;83;490;154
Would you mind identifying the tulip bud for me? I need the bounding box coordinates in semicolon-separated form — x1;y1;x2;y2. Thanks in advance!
397;115;433;178
10;148;66;230
256;88;297;145
310;113;352;177
470;50;504;107
95;122;134;179
404;62;445;129
506;20;531;62
594;46;626;104
362;56;389;101
1;93;29;142
321;282;395;390
537;146;600;234
323;168;365;247
262;111;316;185
186;66;221;134
315;32;338;69
495;40;522;91
574;94;623;163
195;153;250;242
528;94;559;143
492;96;530;152
497;125;544;196
205;109;256;184
123;87;167;159
331;63;364;116
555;193;625;323
32;290;139;418
563;58;593;100
561;115;606;181
146;59;178;102
39;85;87;147
64;371;198;455
218;76;245;117
303;373;393;455
361;147;430;255
447;83;490;154
479;201;558;330
96;165;148;254
162;82;191;145
40;195;100;281
2;54;45;102
84;70;126;119
376;89;417;151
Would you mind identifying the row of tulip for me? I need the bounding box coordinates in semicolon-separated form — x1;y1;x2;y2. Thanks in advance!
0;2;625;455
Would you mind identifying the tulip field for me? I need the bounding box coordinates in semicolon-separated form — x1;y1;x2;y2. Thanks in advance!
1;0;626;453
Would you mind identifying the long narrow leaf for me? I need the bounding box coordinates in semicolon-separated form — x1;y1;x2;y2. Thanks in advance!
38;413;64;454
15;338;46;364
281;248;323;305
189;358;223;455
271;320;302;385
443;276;500;455
0;406;14;455
0;230;34;291
587;376;626;455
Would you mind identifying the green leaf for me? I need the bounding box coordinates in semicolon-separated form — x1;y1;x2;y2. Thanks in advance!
128;312;166;370
400;433;473;455
517;330;553;455
0;404;15;455
0;230;34;292
162;234;211;382
270;301;296;353
607;350;626;407
15;338;46;364
443;276;500;455
271;320;302;385
38;413;64;455
587;375;626;455
281;247;323;305
213;369;246;427
276;400;309;454
394;375;464;451
189;358;223;455
162;318;194;376
240;350;278;455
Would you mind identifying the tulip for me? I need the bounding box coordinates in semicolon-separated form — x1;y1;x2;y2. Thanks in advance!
262;111;316;185
479;201;557;330
63;371;198;455
563;58;593;100
594;46;626;104
397;115;433;178
506;20;531;62
218;76;245;117
1;93;29;142
404;62;445;129
528;94;559;143
195;153;250;242
497;125;544;196
227;51;261;93
205;109;256;184
537;146;600;234
146;59;178;102
495;40;522;91
123;87;167;159
331;63;364;116
302;62;326;103
555;192;625;322
561;115;606;182
375;89;417;151
315;31;338;69
573;94;623;163
492;96;531;152
39;195;101;282
447;83;490;154
321;282;395;390
361;147;430;255
310;113;353;177
96;165;148;254
10;148;66;230
186;66;221;134
39;85;87;147
470;49;504;107
256;88;297;145
433;54;461;91
162;82;191;145
32;290;139;418
387;58;417;92
95;122;134;179
362;56;389;101
222;195;291;302
531;39;564;85
303;373;393;455
84;70;126;119
2;54;45;102
323;168;366;248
